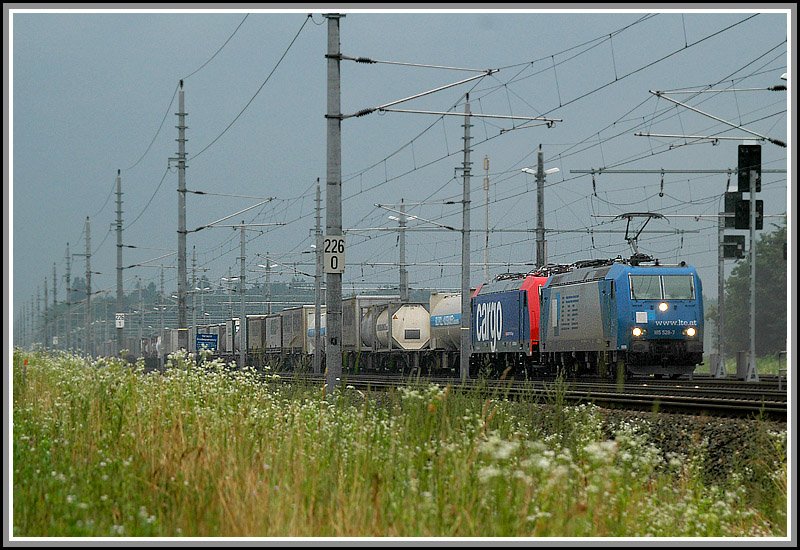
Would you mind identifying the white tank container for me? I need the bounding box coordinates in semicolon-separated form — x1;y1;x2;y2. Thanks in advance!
361;303;430;350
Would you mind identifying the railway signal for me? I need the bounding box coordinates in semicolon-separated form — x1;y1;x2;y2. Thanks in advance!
722;235;745;259
734;199;763;230
737;144;761;192
724;191;740;229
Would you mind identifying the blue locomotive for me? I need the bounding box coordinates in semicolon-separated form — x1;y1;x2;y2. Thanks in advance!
538;257;704;378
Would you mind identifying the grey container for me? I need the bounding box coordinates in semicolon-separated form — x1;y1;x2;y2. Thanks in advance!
342;295;399;350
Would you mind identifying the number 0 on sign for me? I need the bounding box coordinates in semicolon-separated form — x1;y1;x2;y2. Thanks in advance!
323;236;345;274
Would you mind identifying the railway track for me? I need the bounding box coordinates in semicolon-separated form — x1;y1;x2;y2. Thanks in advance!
272;372;788;421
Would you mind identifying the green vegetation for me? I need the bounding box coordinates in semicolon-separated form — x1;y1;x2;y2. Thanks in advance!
13;350;786;538
706;223;787;357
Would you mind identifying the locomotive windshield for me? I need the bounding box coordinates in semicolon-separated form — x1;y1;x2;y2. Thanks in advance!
662;275;695;299
629;275;661;300
629;274;695;300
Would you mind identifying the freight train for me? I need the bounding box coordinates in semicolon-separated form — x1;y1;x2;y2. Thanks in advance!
145;254;704;379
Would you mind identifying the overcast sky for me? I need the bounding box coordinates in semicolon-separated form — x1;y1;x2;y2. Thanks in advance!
8;7;792;339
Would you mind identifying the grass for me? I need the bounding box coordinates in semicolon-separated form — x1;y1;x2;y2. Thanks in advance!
12;349;787;538
697;352;789;376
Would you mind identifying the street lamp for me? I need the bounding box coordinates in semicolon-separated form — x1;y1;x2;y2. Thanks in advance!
520;167;560;176
220;275;239;320
522;158;560;267
388;207;414;303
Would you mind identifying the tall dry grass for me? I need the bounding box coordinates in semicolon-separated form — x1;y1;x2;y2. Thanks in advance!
12;349;786;538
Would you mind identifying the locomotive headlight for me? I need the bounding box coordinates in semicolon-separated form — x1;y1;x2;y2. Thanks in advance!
632;327;644;337
658;302;669;312
685;327;697;337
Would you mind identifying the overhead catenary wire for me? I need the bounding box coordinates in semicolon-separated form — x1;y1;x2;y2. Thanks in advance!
526;24;783;175
339;16;768;214
340;165;785;279
495;13;657;72
194;181;316;272
181;13;250;81
546;39;786;169
345;101;785;243
122;15;250;173
649;90;786;147
340;15;659;186
90;176;117;219
539;14;760;116
189;14;311;161
186;189;276;200
124;166;171;230
45;14;784;314
92;226;113;256
123;84;178;172
340;55;491;73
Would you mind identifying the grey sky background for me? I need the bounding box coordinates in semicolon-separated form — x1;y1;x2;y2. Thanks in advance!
10;8;791;337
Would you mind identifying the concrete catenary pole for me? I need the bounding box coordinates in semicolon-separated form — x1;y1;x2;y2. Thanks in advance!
176;80;188;352
137;278;143;354
34;293;39;347
192;246;197;348
103;301;109;352
32;294;36;347
85;217;92;357
53;263;58;348
227;266;233;321
484;155;490;282
746;168;758;381
19;305;25;348
264;254;272;315
201;279;207;324
35;288;40;345
460;95;472;382
399;198;408;303
536;145;546;268
65;243;71;351
43;276;48;349
240;222;247;368
160;264;165;369
324;13;344;393
314;177;323;374
116;169;124;355
29;302;33;347
715;209;726;377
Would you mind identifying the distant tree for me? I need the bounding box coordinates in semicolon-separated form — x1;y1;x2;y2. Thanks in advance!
70;276;87;302
720;223;786;355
